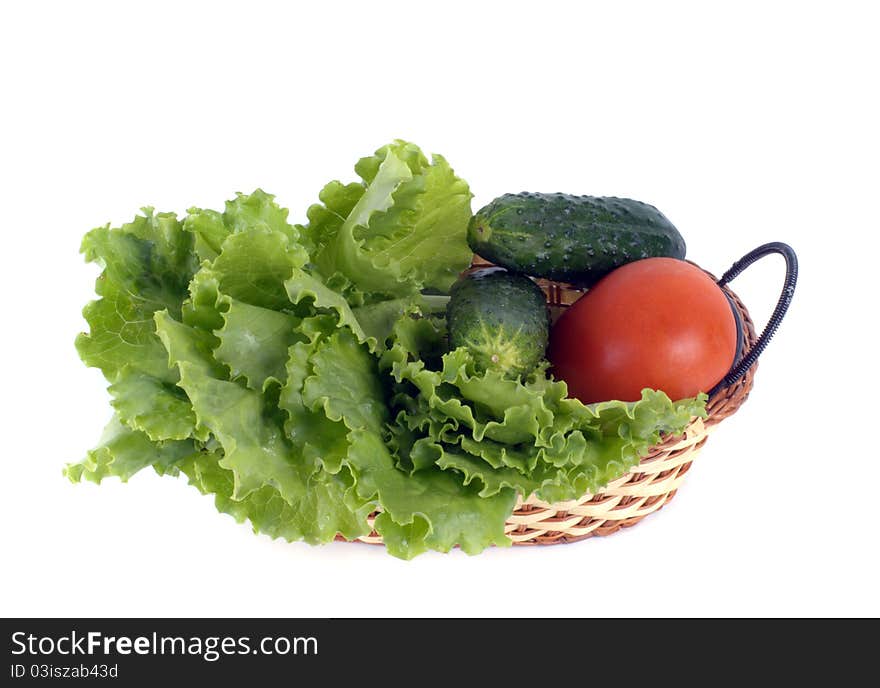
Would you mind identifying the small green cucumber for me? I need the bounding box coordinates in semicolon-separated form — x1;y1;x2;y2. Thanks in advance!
446;267;549;377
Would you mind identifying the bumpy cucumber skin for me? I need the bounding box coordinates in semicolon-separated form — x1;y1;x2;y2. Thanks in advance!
446;268;549;377
468;192;686;285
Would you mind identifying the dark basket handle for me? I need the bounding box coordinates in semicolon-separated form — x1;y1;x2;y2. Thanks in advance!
709;242;798;395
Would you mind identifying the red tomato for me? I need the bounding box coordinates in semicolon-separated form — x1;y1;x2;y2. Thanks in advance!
548;257;737;403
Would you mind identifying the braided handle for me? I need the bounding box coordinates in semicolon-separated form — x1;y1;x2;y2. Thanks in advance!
709;242;798;395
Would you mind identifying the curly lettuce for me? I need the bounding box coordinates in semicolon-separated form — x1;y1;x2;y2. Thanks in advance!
380;315;707;504
67;140;705;559
302;139;474;302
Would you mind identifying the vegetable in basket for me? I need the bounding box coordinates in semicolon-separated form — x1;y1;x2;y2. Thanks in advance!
467;192;686;286
67;140;707;559
548;257;739;404
446;267;549;376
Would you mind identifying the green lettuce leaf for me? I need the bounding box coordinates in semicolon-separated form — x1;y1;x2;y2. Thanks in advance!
356;145;474;293
183;207;228;263
108;367;199;442
76;209;197;382
214;298;302;391
301;329;388;434
346;429;516;559
155;310;314;504
181;449;372;545
284;268;369;345
304;140;473;300
65;415;198;484
210;225;307;311
279;342;351;475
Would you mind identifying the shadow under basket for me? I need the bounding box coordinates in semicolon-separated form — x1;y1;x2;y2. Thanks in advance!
348;242;796;547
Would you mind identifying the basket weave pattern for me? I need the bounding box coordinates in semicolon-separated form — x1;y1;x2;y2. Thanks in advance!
352;259;757;546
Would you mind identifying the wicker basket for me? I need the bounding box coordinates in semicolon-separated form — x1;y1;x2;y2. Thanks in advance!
349;243;796;547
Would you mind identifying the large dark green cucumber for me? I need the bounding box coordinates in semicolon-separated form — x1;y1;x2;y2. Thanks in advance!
446;267;549;377
468;192;686;285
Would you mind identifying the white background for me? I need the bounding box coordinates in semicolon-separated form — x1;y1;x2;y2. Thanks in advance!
2;1;878;618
